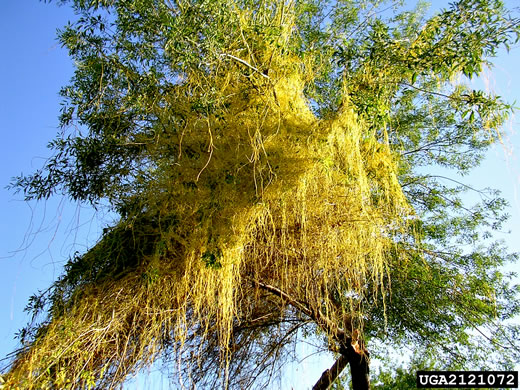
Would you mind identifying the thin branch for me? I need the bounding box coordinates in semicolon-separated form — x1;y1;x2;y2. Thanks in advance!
425;175;492;197
250;280;314;319
221;54;270;79
400;81;460;100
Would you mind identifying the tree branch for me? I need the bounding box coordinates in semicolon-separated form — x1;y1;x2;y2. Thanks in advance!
312;353;350;390
251;279;371;389
221;54;270;79
250;280;314;319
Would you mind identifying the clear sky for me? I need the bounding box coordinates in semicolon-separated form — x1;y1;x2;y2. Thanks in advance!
0;0;103;368
1;1;519;388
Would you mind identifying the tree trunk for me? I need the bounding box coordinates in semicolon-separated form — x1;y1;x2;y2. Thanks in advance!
312;353;349;390
344;344;370;390
312;343;370;390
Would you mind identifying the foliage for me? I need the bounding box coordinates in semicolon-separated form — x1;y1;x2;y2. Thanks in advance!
4;0;520;388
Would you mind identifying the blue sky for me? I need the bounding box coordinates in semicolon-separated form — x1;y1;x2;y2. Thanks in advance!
0;0;102;364
1;0;519;388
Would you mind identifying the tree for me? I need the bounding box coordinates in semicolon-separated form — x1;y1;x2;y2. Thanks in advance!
3;0;520;389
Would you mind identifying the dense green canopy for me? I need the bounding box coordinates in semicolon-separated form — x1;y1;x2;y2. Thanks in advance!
4;0;520;388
